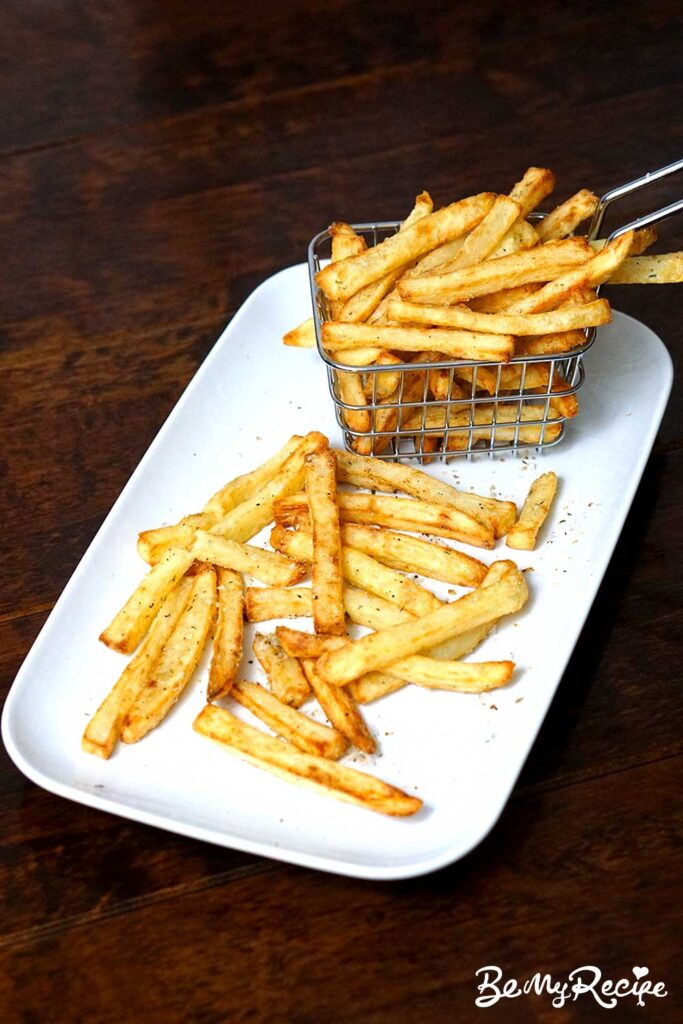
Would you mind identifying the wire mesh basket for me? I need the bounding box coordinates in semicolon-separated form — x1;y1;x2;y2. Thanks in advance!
307;159;683;462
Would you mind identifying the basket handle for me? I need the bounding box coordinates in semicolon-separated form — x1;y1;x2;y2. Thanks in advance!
588;157;683;239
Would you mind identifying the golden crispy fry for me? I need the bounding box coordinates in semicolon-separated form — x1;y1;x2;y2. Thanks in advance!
252;632;310;707
121;565;217;743
207;568;244;698
487;220;539;259
305;448;346;635
193;705;421;816
300;658;376;754
99;546;196;653
275;627;514;693
316;561;528;685
398;238;590;305
283;318;315;347
606;252;683;284
370;369;427;454
344;563;512;701
203;436;305;519
348;673;407;703
230;680;347;759
316;193;495;301
329;229;372;442
335;370;371;450
273;491;494;549
137;517;209;565
388;297;611;334
191;531;306;587
334;449;515;538
415;404;563;450
209;431;328;545
547;390;579;419
468;282;541;313
335;192;433;323
245;587;313;622
536;189;599;241
507;232;634;314
322;321;515;362
508;166;556;217
83;579;194;758
339;523;487;587
590;227;657;256
515;329;586;356
364;352;403;400
139;437;304;563
506;471;558;550
270;525;442;616
445;195;521;270
330;346;385;365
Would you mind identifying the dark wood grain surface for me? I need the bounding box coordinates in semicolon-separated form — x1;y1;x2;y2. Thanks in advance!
1;2;682;1021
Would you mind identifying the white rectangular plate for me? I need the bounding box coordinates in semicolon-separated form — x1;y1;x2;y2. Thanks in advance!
2;265;673;880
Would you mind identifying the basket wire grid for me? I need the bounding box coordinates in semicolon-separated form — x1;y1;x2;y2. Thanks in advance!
307;158;683;462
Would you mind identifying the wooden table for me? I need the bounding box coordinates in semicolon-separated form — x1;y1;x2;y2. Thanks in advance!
1;2;681;1020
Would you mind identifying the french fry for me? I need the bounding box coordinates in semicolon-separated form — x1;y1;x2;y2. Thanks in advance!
387;297;611;335
444;195;522;270
300;658;376;754
315;562;528;685
370;368;427;454
138;437;304;563
209;431;328;545
515;330;586;356
231;681;347;759
397;238;590;304
305;448;346;635
339;524;487;587
345;562;512;701
590;227;657;256
364;352;403;400
329;227;373;444
316;193;496;301
423;404;563;450
536;189;599;241
335;370;371;451
191;531;306;587
275;628;514;693
203;436;305;519
252;631;310;707
121;565;217;743
487;220;539;258
193;705;421;816
274;491;494;549
605;252;683;284
508;166;556;217
83;579;194;758
348;673;407;703
270;525;443;616
334;449;516;538
283;318;315;347
99;546;196;653
506;232;634;314
468;282;541;313
207;568;244;699
506;471;558;550
335;191;434;323
245;587;313;622
322;321;515;362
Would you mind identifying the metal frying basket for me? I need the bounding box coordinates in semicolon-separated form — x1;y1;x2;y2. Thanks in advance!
307;158;683;462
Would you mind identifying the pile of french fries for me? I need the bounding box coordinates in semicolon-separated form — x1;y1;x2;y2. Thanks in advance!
284;167;682;456
83;433;558;817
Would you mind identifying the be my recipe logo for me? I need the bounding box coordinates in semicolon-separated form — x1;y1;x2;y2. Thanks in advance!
474;964;668;1010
